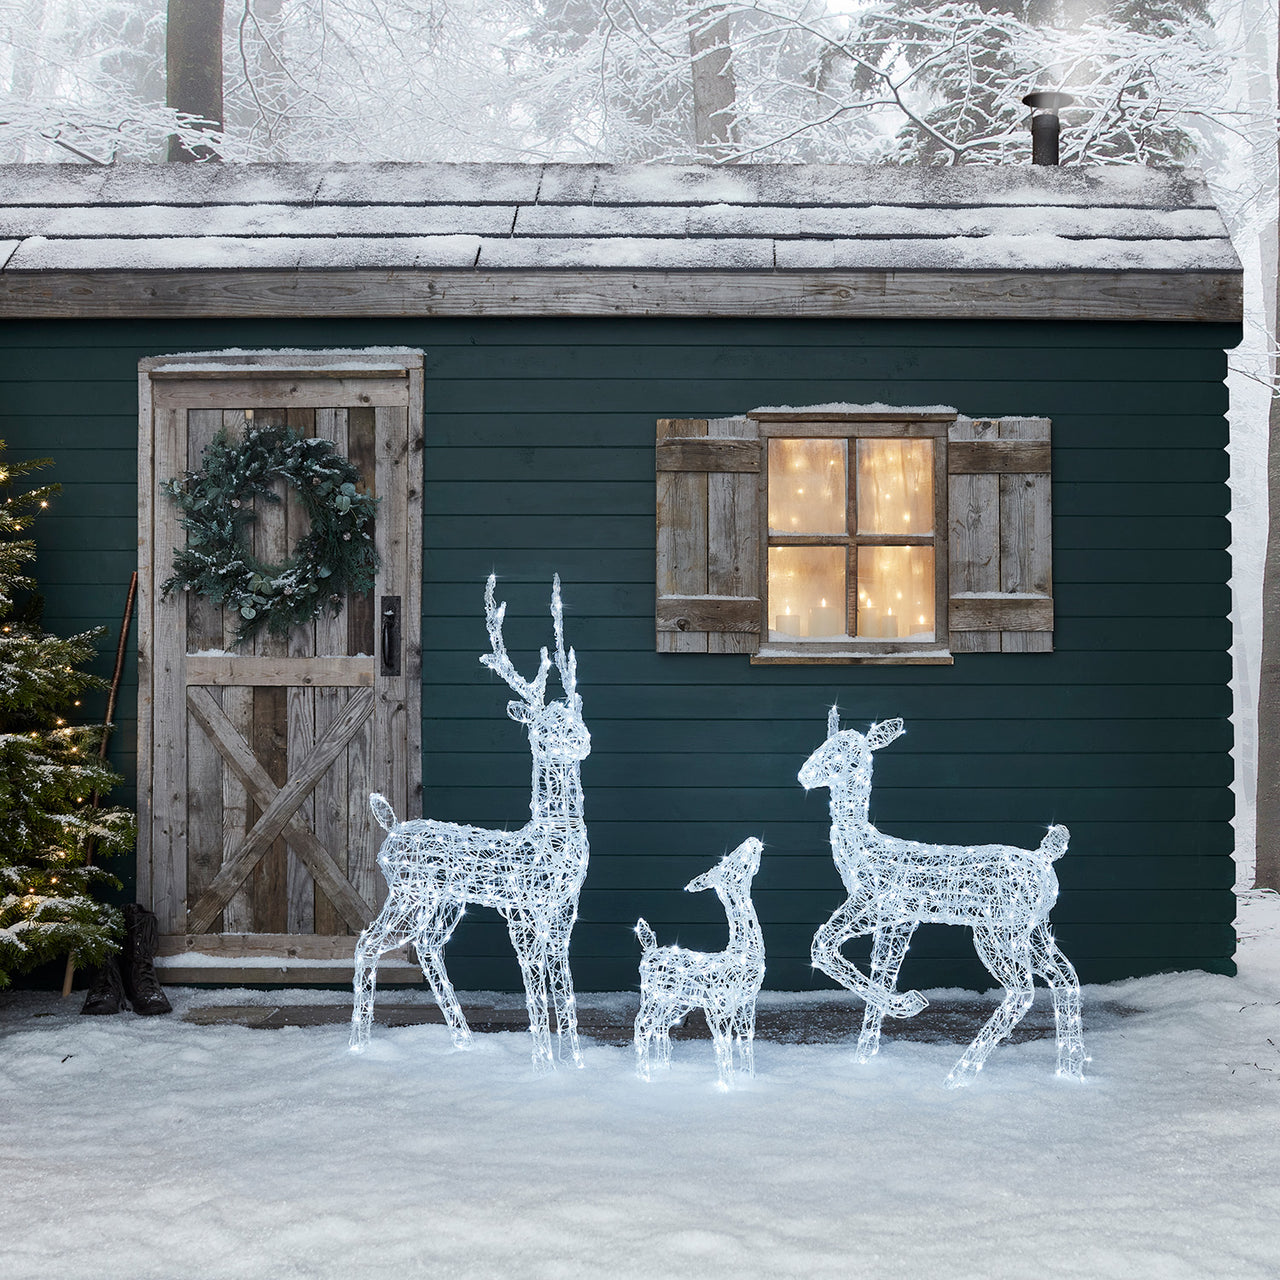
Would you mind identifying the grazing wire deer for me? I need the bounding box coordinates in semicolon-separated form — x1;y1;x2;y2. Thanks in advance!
801;709;1084;1088
634;837;766;1090
350;575;591;1070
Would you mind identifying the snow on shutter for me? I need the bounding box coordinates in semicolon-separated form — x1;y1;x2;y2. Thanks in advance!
656;416;762;653
948;416;1053;653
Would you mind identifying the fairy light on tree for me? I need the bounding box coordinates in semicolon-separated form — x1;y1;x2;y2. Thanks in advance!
0;444;132;987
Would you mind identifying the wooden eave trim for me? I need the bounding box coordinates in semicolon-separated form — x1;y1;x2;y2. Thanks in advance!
0;267;1243;322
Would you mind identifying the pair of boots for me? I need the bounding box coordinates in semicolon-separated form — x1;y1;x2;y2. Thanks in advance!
81;903;172;1016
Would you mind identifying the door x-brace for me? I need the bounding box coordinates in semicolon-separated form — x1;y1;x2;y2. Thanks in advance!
185;685;376;933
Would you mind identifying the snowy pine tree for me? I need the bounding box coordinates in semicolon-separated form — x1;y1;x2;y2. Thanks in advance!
0;447;132;987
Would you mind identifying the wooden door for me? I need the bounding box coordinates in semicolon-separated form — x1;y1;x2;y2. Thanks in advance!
138;352;423;973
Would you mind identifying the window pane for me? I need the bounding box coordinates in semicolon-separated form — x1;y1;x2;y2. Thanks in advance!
856;439;934;535
768;546;847;639
857;546;935;640
768;438;847;535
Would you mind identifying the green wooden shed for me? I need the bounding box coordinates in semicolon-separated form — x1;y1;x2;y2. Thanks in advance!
0;161;1242;991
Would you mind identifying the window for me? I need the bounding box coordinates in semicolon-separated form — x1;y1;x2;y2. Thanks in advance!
762;420;948;657
656;408;1053;663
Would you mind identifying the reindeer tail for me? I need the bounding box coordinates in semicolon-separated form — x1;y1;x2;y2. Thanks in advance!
1040;824;1070;861
369;793;398;833
635;918;657;954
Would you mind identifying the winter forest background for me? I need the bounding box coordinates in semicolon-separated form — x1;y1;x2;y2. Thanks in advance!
0;0;1276;878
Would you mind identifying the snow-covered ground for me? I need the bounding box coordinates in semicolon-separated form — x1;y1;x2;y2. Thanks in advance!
4;897;1279;1280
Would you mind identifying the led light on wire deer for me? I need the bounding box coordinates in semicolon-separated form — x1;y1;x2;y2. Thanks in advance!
801;709;1084;1088
350;575;590;1071
634;837;766;1090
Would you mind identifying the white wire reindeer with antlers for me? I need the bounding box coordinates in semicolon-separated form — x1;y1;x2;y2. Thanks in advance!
634;837;766;1090
801;709;1084;1088
350;574;591;1070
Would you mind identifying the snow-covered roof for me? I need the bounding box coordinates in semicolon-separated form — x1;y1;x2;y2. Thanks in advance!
0;162;1241;321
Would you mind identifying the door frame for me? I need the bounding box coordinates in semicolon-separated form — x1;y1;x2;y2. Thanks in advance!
137;349;424;979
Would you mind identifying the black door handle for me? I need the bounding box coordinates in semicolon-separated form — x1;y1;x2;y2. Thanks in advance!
380;596;401;677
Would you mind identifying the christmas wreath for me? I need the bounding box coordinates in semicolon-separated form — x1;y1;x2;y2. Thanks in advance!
162;420;380;644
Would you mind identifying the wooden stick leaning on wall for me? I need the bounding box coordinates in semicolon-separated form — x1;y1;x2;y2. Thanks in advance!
61;571;138;997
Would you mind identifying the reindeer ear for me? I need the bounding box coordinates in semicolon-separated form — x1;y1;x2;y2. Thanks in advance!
507;700;534;724
369;793;397;831
827;705;841;738
867;718;905;750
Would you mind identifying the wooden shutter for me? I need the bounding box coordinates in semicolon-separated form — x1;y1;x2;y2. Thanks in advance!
655;416;762;653
948;416;1053;653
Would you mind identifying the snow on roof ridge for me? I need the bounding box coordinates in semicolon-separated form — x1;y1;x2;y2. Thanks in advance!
0;163;1236;277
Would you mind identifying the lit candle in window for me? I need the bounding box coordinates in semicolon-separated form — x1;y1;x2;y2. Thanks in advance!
809;597;841;637
775;605;805;636
861;602;900;639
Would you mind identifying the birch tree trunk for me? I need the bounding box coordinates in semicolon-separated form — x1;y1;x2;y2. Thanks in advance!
1254;5;1280;891
166;0;223;161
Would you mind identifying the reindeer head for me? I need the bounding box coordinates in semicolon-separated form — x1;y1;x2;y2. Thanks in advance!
798;707;903;795
685;836;763;898
480;574;591;764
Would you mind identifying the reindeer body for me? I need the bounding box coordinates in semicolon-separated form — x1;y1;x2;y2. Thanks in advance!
350;576;590;1070
634;837;765;1089
802;711;1084;1087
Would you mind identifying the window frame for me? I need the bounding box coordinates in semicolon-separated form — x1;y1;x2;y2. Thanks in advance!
752;411;953;665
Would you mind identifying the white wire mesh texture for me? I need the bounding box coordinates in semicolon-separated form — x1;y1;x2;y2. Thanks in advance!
801;710;1085;1088
634;837;766;1090
350;575;591;1070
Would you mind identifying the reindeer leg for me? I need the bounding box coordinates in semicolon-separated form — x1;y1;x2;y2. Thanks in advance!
350;895;416;1052
645;994;680;1072
546;913;584;1068
812;898;928;1026
415;900;472;1050
730;1003;756;1078
508;916;553;1072
1031;923;1085;1080
634;991;658;1081
656;1023;674;1070
855;920;917;1064
706;1010;734;1090
946;927;1035;1089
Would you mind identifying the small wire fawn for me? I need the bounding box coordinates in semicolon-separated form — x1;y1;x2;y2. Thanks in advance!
634;837;766;1090
350;575;590;1071
801;709;1085;1088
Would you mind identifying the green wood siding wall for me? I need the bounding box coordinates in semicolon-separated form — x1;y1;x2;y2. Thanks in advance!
0;315;1237;991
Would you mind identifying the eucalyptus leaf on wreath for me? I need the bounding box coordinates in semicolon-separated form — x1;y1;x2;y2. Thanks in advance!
162;420;380;644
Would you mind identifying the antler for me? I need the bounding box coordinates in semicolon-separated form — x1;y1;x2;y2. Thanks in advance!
550;574;579;709
479;574;551;707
